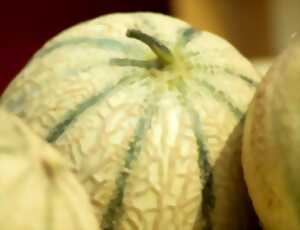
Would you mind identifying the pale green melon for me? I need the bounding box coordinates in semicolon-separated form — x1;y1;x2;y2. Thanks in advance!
243;37;300;230
0;109;98;230
1;12;261;230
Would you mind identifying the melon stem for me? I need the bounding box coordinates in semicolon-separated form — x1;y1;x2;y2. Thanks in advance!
126;29;174;68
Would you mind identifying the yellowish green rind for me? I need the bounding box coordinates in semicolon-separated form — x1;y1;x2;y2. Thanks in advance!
243;37;300;230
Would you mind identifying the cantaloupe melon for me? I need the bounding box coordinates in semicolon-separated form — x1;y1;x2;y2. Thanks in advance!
1;12;261;230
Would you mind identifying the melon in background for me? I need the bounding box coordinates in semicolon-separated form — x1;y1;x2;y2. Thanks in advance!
1;12;261;230
243;37;300;230
0;108;98;230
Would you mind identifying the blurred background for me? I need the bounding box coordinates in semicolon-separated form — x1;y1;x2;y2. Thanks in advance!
1;0;299;92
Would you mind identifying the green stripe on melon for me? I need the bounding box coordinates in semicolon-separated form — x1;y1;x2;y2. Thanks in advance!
191;107;215;230
196;80;243;118
1;12;261;230
35;37;133;59
193;64;258;87
46;73;137;143
178;27;199;47
102;102;155;230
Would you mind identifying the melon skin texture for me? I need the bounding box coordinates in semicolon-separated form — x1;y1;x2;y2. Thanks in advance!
242;37;300;230
0;109;98;230
1;12;261;230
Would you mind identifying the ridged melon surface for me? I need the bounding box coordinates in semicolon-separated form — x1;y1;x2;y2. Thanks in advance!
1;12;261;230
0;109;98;230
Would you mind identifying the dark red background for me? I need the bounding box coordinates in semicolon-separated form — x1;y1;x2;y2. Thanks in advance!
0;0;169;93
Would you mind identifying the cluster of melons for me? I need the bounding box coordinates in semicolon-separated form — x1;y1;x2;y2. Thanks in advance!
1;11;298;230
